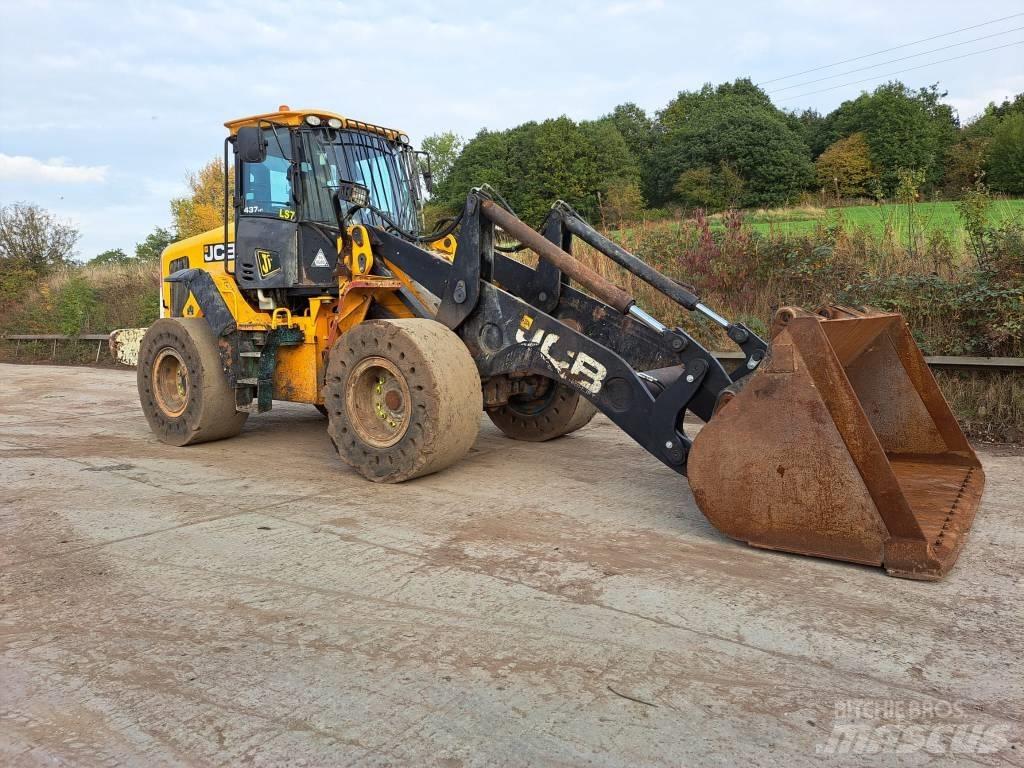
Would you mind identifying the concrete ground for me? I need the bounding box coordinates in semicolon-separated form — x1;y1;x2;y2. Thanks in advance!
1;363;1021;767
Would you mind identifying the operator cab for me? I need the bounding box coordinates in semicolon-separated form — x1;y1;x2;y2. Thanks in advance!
226;106;428;308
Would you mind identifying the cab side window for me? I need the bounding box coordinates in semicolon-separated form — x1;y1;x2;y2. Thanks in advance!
241;131;293;216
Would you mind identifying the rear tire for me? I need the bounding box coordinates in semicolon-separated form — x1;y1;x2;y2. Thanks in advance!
324;319;482;483
487;381;596;442
137;318;247;446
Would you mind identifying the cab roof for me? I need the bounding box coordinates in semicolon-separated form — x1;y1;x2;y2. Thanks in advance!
224;106;406;142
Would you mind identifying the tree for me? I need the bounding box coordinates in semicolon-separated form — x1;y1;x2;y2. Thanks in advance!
789;108;830;158
0;202;79;274
436;128;512;210
672;162;746;211
826;82;958;194
84;227;173;267
601;181;644;228
601;103;657;198
941;136;991;193
170;158;233;239
649;79;814;208
89;248;132;266
986;112;1024;194
962;92;1024;139
814;133;877;198
135;226;175;261
420;131;463;188
605;103;655;163
437;116;640;225
672;167;717;209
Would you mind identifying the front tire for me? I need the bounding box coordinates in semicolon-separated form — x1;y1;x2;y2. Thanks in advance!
137;318;247;446
324;319;482;483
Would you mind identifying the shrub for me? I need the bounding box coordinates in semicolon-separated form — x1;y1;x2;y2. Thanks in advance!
815;133;877;198
54;274;99;336
985;113;1024;194
601;181;645;228
0;261;159;337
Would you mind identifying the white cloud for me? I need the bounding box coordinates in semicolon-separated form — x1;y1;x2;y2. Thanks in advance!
0;153;108;183
143;177;188;199
945;74;1024;122
604;0;664;16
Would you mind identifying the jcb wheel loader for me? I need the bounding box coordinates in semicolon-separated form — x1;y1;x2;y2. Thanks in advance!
135;106;985;580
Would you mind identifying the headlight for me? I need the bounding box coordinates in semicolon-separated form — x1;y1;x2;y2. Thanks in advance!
338;181;370;208
305;114;322;126
327;118;342;129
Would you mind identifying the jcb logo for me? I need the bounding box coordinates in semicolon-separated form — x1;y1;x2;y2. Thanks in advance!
515;317;607;394
255;248;280;278
203;242;234;262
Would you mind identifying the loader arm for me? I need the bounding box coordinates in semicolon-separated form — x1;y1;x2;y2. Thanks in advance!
369;190;764;473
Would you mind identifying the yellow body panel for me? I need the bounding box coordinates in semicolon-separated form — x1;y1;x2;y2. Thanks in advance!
224;106;406;142
160;223;414;407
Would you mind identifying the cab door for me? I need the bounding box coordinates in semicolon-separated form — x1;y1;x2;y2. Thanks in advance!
234;128;299;291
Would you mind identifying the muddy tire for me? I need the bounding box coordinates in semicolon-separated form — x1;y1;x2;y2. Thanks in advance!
324;319;482;483
487;381;596;442
137;318;247;446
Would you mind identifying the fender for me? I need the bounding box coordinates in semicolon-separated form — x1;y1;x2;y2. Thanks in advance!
165;268;236;336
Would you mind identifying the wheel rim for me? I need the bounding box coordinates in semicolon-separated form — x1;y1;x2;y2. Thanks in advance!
153;347;190;417
506;381;560;417
346;356;411;448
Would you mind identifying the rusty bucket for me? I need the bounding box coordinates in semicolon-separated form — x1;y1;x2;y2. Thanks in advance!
688;305;985;580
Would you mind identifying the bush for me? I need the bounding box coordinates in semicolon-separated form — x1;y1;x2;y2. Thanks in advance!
54;275;99;336
572;200;1022;363
986;113;1024;194
0;261;160;338
814;133;877;198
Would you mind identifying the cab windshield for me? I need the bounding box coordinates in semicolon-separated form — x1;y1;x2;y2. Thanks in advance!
298;129;422;233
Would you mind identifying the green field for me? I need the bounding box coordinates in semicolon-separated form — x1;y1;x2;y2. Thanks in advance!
739;199;1024;241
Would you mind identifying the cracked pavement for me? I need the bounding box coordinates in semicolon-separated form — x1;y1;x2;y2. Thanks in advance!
1;364;1022;766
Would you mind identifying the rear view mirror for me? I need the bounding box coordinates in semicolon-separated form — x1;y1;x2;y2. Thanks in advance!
236;127;267;163
417;150;434;194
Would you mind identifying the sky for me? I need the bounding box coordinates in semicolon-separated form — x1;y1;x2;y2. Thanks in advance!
1;0;1022;259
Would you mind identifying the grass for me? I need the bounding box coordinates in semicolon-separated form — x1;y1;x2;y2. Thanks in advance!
624;199;1024;248
1;261;160;337
935;371;1024;444
743;199;1024;243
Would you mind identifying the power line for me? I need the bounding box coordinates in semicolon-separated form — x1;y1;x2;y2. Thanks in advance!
758;12;1024;85
769;25;1024;93
778;39;1024;102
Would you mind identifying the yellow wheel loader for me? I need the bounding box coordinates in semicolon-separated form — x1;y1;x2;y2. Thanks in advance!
134;106;985;580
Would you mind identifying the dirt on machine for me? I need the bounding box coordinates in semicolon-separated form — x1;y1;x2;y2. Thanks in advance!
125;106;985;581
